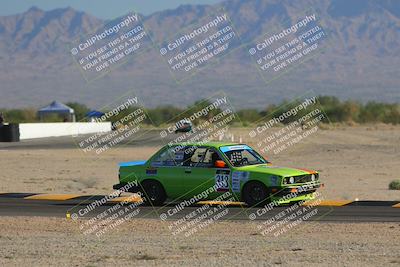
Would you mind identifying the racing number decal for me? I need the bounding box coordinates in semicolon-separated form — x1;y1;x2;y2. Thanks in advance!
215;169;230;192
215;174;229;191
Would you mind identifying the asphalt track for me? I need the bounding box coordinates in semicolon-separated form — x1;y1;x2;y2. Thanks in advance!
0;194;399;222
1;135;399;223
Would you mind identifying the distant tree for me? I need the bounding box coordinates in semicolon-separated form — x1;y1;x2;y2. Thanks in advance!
65;102;90;121
237;109;262;123
317;95;341;106
1;96;399;125
146;106;183;126
358;102;400;124
342;101;361;122
184;99;222;122
317;96;345;122
260;104;278;118
359;102;386;123
3;109;26;123
384;105;400;124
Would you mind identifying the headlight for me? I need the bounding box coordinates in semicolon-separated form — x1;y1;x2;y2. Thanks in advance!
289;177;295;184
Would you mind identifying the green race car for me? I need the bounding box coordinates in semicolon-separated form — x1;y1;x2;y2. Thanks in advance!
113;142;321;207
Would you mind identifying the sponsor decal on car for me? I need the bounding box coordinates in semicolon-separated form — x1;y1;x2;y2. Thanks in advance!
146;168;157;175
231;171;249;192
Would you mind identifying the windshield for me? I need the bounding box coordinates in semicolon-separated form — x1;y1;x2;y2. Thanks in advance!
220;145;267;167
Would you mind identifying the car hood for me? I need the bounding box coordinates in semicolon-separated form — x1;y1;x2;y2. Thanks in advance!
119;160;146;167
237;163;316;177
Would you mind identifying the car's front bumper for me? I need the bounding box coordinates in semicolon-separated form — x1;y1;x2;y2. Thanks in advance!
269;182;322;203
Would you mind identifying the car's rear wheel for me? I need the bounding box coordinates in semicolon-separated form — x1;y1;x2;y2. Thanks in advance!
242;181;270;207
140;180;166;206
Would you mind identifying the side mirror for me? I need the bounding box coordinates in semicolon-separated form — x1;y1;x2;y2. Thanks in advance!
214;160;227;168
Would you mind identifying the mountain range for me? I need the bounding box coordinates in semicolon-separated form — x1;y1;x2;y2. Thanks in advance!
0;0;399;109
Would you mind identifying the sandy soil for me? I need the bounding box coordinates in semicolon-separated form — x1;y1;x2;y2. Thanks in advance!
0;217;399;266
0;125;399;200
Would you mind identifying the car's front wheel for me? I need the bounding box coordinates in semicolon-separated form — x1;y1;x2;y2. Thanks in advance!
242;181;270;207
140;180;166;206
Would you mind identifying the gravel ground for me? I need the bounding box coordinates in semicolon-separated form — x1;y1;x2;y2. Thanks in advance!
0;217;399;266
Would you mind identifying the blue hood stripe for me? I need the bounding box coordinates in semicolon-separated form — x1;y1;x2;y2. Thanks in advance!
119;160;146;167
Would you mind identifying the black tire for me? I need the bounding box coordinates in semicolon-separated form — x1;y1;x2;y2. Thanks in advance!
242;181;270;207
140;180;166;206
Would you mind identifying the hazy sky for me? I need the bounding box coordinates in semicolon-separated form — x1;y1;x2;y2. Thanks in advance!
1;0;226;18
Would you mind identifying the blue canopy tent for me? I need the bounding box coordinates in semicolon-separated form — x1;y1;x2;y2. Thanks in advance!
38;101;75;122
86;110;105;122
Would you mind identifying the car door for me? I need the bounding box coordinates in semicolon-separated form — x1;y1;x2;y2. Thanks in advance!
148;145;187;199
182;146;231;200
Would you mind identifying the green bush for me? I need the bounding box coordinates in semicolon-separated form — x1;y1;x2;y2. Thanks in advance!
65;102;90;121
389;180;400;190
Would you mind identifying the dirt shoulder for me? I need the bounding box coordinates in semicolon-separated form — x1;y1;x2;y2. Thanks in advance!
0;217;399;266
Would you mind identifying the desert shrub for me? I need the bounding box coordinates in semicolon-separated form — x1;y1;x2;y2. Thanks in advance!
389;180;400;190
